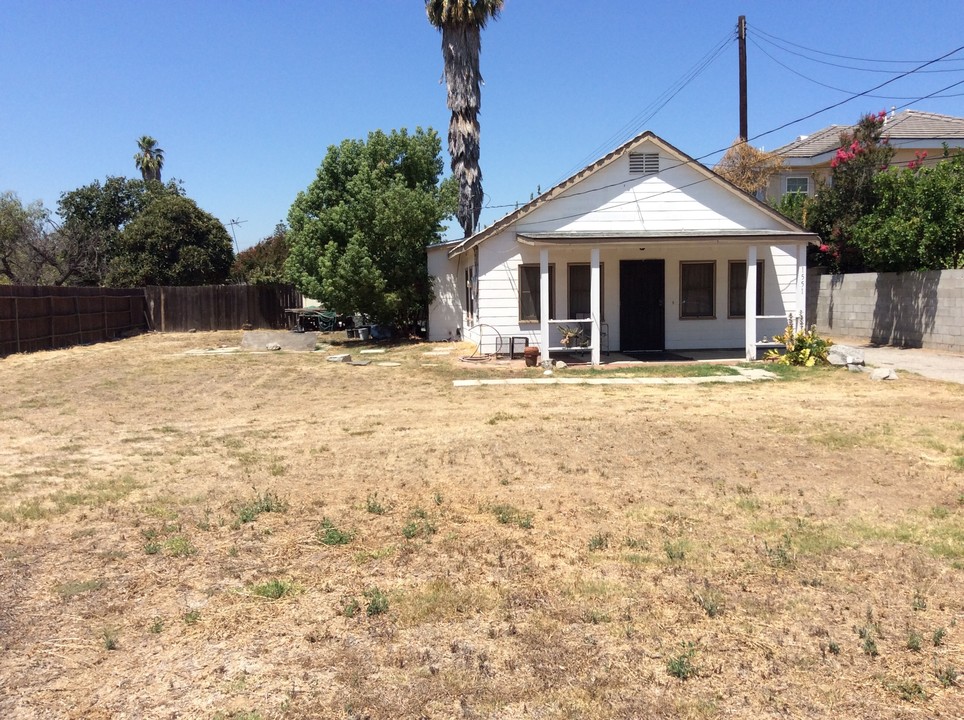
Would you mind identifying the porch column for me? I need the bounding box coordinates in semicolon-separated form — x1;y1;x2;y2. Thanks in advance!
796;243;808;327
745;245;758;361
540;248;550;366
590;247;601;366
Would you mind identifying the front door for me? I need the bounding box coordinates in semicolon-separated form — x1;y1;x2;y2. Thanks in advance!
619;259;664;351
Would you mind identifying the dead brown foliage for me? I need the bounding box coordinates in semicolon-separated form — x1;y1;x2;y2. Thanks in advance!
0;332;962;719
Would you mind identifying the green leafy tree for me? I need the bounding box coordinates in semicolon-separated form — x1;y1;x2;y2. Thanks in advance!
0;192;56;284
134;135;164;183
426;0;503;238
286;128;453;326
851;149;964;271
57;176;183;285
805;111;895;272
108;195;233;286
231;224;289;285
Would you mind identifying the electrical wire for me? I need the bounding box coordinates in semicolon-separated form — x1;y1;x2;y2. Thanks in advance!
558;30;734;184
749;30;963;74
479;44;964;226
751;24;964;65
749;37;964;100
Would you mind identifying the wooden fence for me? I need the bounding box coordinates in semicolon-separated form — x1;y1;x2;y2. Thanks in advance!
0;286;147;356
143;284;302;332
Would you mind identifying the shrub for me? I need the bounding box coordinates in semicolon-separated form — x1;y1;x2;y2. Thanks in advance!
764;315;832;367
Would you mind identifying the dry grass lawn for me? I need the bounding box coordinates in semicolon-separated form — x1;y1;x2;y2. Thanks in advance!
1;331;962;719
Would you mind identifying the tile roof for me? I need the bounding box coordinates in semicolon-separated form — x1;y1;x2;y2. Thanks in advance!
772;110;964;158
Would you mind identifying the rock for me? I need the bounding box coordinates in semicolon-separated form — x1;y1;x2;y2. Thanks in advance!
241;323;254;331
554;360;568;369
327;354;352;363
828;345;864;366
188;328;197;333
847;363;867;373
869;367;899;381
265;342;282;351
543;369;553;376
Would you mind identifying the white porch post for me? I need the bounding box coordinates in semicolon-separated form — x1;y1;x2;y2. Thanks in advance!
540;248;550;366
590;247;600;366
796;243;808;328
745;245;758;361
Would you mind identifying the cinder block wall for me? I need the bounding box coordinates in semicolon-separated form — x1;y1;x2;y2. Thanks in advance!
807;269;964;351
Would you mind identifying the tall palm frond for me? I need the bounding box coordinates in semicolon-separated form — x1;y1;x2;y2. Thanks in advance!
134;135;164;183
426;0;503;238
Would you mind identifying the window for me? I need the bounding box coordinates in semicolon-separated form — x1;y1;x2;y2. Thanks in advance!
786;177;809;195
464;266;475;322
568;264;604;321
519;264;555;322
680;262;715;319
728;261;763;318
629;152;659;175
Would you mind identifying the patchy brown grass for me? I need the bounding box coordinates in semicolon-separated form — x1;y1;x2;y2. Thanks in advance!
1;331;962;719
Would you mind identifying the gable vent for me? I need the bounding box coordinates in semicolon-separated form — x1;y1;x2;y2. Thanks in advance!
629;152;659;175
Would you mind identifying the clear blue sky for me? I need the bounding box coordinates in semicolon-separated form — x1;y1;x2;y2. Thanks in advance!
3;1;964;250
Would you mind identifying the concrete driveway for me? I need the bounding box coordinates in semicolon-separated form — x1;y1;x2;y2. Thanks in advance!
832;337;964;385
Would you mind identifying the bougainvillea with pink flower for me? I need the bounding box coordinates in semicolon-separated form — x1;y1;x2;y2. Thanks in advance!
798;111;895;272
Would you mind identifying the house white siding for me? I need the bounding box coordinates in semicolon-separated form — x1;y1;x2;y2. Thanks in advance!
427;245;462;342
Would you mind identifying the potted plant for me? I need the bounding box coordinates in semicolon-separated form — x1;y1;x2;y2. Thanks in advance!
558;324;588;349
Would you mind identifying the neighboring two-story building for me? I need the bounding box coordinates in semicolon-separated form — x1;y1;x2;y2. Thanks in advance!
767;109;964;202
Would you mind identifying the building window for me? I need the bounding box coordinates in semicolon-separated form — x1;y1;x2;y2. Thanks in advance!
629;152;659;175
680;261;715;319
519;264;555;322
567;263;604;321
728;260;764;318
786;177;809;194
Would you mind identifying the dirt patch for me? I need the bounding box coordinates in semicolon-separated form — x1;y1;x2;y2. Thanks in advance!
1;332;962;719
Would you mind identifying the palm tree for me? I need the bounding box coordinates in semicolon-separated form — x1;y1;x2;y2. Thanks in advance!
426;0;503;238
134;136;164;183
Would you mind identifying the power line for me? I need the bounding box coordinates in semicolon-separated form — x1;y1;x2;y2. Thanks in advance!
749;30;964;74
485;47;964;228
749;37;964;100
557;30;735;183
751;24;964;65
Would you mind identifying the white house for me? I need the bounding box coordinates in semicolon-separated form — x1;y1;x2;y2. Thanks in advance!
428;131;817;364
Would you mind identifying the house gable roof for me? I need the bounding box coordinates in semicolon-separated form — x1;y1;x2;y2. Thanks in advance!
448;131;810;258
772;109;964;159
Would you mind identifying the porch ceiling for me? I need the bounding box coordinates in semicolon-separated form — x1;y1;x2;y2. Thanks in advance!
515;230;819;247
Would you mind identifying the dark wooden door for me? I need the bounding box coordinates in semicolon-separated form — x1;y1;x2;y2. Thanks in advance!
619;259;664;351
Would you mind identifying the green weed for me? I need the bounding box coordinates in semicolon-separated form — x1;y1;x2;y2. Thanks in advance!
491;504;533;529
317;518;352;546
667;642;698;680
663;539;687;563
365;587;389;616
165;535;197;558
55;578;103;599
588;532;610;551
237;488;288;523
366;492;387;515
252;579;292;600
936;665;958;688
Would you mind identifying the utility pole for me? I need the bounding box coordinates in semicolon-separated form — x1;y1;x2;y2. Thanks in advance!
738;15;748;141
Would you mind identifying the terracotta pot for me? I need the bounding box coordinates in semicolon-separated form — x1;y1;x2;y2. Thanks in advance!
523;346;540;367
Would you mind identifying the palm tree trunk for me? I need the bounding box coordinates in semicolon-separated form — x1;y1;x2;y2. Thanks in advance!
441;23;483;238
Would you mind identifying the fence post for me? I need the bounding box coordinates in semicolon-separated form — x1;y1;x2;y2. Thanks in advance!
14;297;20;353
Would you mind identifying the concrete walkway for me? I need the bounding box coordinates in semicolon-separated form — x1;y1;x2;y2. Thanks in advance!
832;337;964;385
453;366;776;387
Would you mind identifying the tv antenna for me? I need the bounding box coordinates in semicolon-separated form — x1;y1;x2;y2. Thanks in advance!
227;218;247;253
